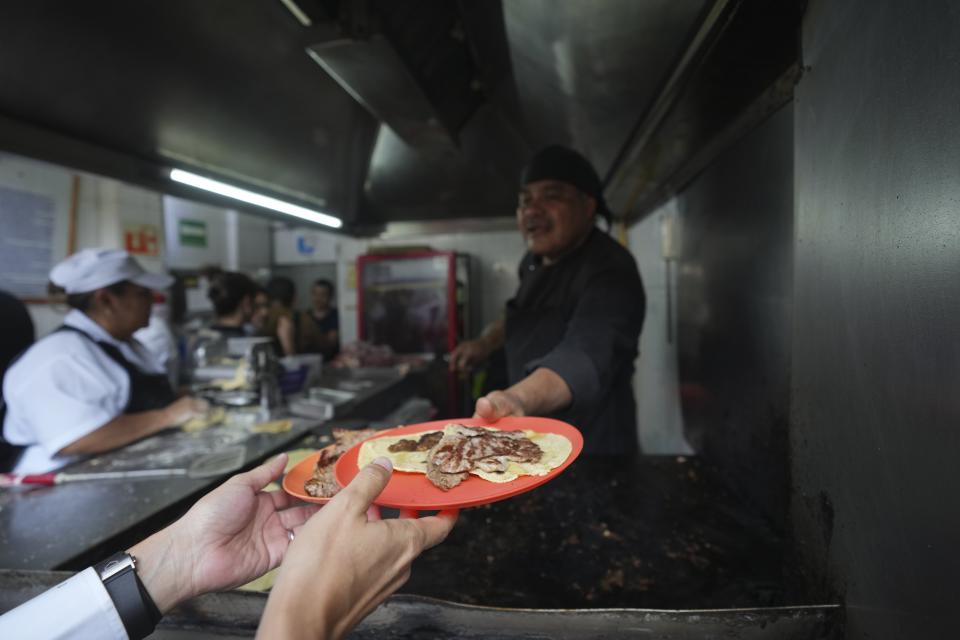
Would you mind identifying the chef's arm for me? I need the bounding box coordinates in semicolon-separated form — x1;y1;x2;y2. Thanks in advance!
474;367;572;421
449;318;505;372
480;265;645;422
58;396;207;456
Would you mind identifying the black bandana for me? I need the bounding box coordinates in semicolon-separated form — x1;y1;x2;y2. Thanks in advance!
520;145;613;223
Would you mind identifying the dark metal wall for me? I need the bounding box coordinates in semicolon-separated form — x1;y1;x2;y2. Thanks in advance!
675;105;794;530
792;0;960;635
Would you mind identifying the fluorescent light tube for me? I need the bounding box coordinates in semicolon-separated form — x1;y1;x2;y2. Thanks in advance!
170;168;342;229
279;0;312;27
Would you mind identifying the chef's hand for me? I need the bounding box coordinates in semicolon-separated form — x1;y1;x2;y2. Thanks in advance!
474;369;569;422
258;458;458;640
128;453;320;613
449;338;490;373
474;390;526;422
162;396;209;426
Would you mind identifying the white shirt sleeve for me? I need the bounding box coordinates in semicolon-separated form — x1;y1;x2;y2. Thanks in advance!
3;334;128;458
0;567;128;640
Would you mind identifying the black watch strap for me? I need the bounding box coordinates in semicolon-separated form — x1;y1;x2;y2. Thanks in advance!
94;552;162;640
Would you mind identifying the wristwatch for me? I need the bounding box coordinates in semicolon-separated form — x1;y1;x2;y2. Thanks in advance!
94;552;162;640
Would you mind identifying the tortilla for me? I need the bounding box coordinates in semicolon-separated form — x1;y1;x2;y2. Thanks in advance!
253;418;293;434
182;407;226;433
209;361;250;391
358;424;572;484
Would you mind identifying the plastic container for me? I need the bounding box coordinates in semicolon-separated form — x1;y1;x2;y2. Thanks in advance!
278;354;323;395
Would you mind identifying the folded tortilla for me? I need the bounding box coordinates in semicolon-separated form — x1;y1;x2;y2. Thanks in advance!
358;424;572;483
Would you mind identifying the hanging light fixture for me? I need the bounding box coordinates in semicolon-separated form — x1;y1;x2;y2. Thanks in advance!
170;168;342;229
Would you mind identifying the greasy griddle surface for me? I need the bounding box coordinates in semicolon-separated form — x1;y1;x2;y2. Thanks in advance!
400;456;784;609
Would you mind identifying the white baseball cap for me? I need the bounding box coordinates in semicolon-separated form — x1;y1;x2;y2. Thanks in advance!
50;248;174;294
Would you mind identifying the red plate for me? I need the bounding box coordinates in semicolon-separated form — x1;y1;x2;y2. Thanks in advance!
333;417;583;510
283;444;339;504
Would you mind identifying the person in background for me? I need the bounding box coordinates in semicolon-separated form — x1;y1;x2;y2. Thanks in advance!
207;271;258;339
2;249;208;473
133;292;179;389
248;286;270;336
0;290;35;471
0;290;35;376
449;146;646;455
262;276;298;356
299;278;341;362
197;265;224;296
0;454;457;640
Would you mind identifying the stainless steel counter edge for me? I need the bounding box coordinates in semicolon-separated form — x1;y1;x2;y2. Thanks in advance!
0;571;841;638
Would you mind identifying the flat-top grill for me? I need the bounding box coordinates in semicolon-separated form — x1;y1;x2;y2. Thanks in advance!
402;456;785;609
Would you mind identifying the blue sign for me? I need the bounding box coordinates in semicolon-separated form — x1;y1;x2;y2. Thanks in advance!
297;235;315;255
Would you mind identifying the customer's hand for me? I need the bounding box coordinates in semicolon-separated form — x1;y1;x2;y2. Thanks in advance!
162;396;209;426
129;453;320;612
258;458;458;640
474;390;526;422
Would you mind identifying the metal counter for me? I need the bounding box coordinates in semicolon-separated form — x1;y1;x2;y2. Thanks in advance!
0;367;412;571
0;575;840;639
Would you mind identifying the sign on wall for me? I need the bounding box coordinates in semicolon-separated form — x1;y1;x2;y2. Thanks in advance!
273;228;339;264
0;186;58;296
123;223;161;256
178;218;207;248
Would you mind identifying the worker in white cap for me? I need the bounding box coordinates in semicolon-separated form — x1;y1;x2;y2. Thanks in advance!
1;249;207;474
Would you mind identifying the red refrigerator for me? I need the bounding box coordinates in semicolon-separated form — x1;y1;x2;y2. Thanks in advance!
357;251;471;414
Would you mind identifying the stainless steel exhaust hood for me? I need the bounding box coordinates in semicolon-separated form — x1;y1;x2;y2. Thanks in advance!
308;36;458;148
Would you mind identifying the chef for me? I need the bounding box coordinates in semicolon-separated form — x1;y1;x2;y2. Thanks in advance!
2;248;207;473
450;146;646;455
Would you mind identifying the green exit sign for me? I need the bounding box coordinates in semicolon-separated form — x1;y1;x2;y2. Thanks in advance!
178;219;207;247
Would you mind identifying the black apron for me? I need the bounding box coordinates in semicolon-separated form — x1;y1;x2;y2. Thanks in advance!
56;325;176;412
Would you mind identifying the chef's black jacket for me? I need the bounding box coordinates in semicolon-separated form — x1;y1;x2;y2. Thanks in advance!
505;228;645;455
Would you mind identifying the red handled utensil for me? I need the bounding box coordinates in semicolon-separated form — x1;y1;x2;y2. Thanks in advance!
2;469;187;486
0;446;247;488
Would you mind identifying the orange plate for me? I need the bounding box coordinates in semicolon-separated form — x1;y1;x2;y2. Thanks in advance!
333;417;583;510
283;444;340;505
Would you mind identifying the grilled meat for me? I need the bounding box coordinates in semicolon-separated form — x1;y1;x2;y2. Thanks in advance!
305;428;378;498
431;425;542;474
388;431;443;453
425;424;543;490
